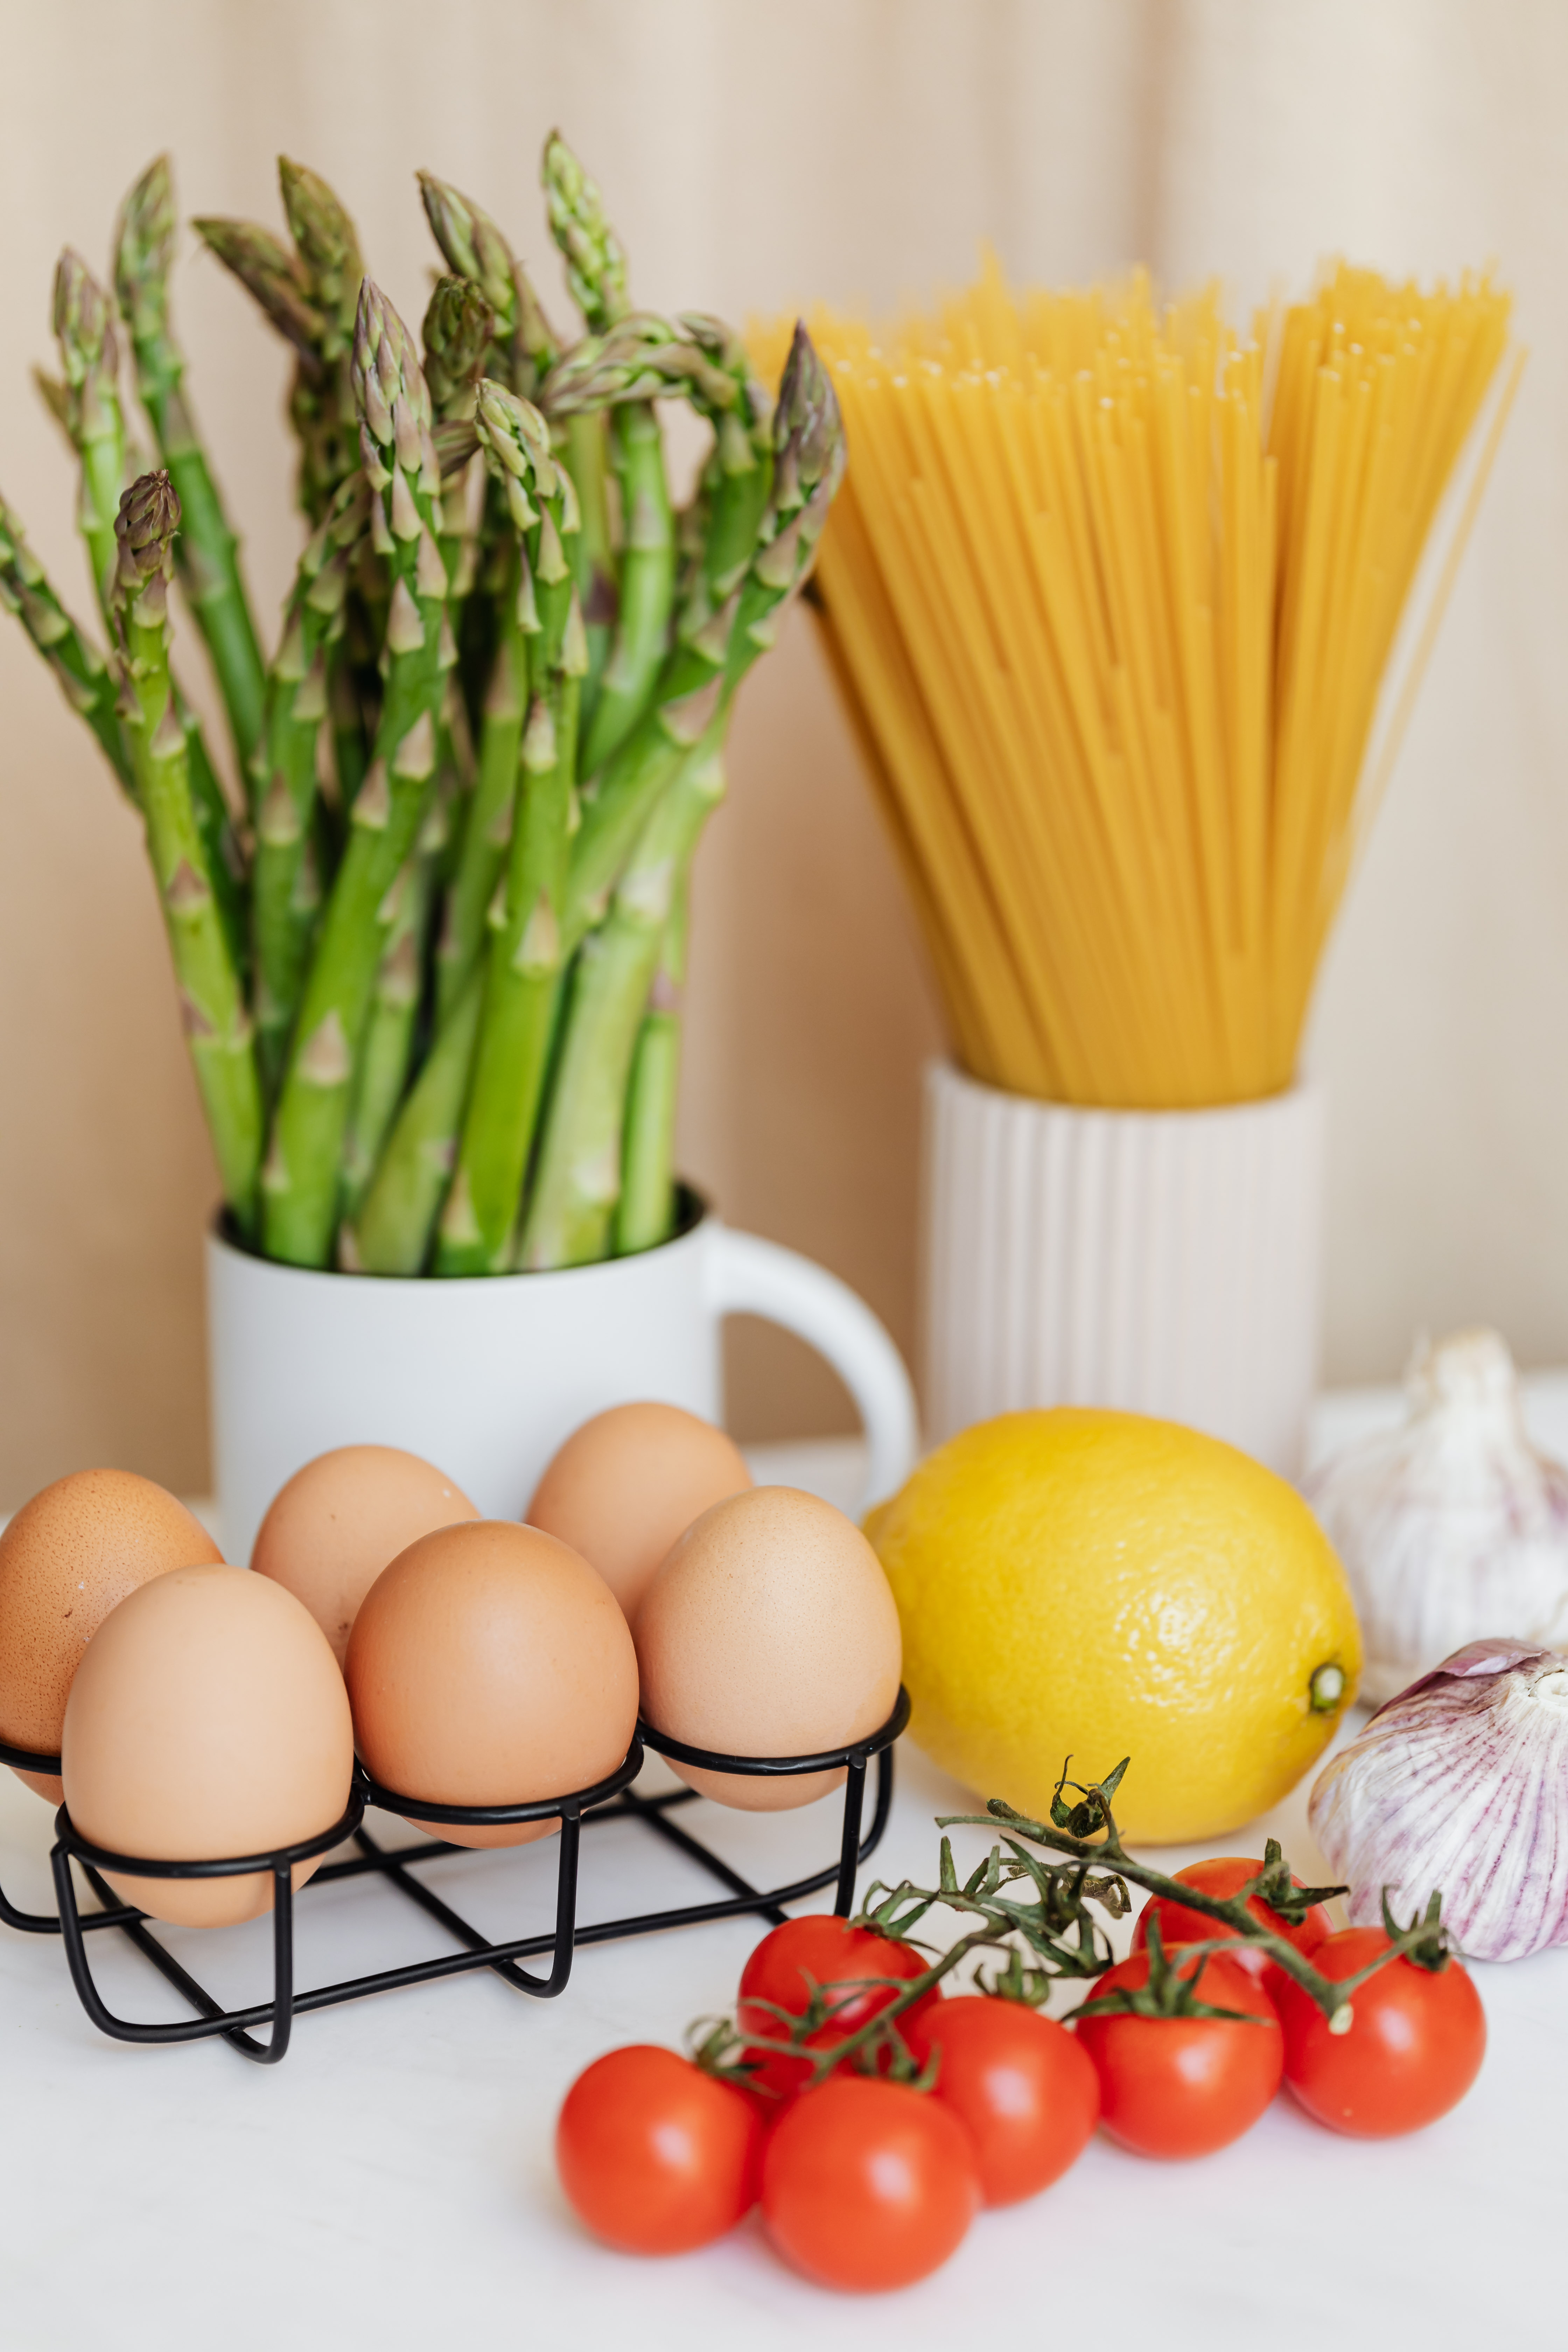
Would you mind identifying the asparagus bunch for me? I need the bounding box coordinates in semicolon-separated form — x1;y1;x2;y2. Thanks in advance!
3;137;845;1279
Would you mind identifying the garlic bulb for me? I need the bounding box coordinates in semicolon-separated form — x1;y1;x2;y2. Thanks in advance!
1309;1640;1568;1961
1306;1328;1568;1704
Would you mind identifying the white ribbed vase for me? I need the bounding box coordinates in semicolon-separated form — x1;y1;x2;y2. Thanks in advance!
921;1063;1325;1477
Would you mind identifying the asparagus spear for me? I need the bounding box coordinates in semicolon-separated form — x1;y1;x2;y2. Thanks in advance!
52;250;126;612
416;172;560;397
114;155;267;770
251;478;363;1089
559;323;844;966
261;282;451;1268
422;276;492;425
541;131;628;335
192;197;358;524
434;381;584;1275
616;880;687;1254
541;134;675;777
339;845;434;1220
518;327;844;1268
345;963;483;1273
432;528;529;1022
616;981;682;1254
521;746;722;1268
110;473;263;1234
52;247;247;971
561;411;616;726
0;497;132;791
544;310;773;746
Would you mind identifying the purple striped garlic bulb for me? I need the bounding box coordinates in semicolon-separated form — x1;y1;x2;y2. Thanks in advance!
1309;1640;1568;1962
1306;1330;1568;1705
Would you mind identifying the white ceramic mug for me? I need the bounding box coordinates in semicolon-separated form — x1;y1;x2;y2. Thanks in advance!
207;1197;920;1564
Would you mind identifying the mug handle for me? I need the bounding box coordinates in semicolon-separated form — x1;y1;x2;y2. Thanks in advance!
705;1225;920;1516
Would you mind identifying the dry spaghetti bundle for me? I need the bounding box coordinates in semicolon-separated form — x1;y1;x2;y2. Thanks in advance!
757;261;1517;1106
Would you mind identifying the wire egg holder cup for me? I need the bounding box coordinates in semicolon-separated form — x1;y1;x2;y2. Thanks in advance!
0;1688;909;2065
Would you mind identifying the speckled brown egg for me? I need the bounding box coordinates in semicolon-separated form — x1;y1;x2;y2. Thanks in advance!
251;1444;479;1667
0;1469;223;1803
635;1486;903;1810
346;1520;640;1849
61;1565;355;1929
526;1403;753;1625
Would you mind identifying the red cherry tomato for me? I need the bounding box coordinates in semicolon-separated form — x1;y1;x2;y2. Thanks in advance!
1072;1949;1283;2159
737;1914;940;2101
1272;1925;1486;2138
762;2076;980;2290
1133;1856;1333;1985
903;1995;1099;2204
555;2044;764;2254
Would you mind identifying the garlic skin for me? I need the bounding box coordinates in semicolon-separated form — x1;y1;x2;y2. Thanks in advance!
1306;1329;1568;1704
1309;1641;1568;1963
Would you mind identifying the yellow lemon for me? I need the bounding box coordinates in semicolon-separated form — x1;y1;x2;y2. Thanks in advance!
866;1408;1361;1844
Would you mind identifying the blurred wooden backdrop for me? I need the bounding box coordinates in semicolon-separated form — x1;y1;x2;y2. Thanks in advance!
3;0;1567;1507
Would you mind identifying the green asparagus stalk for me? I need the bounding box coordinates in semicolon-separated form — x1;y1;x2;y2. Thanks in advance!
616;988;682;1254
252;478;363;1088
110;474;262;1234
559;324;844;966
192;186;361;524
416;173;560;397
584;401;675;774
53;246;247;973
421;276;494;424
344;964;483;1273
340;846;434;1219
542;311;774;622
261;281;451;1269
673;313;777;618
563;410;616;727
434;381;584;1276
0;497;132;791
541;132;629;336
278;161;374;802
279;159;363;353
518;326;844;1268
541;135;675;778
615;868;687;1255
433;531;530;1022
521;746;722;1268
52;250;126;613
114;155;267;770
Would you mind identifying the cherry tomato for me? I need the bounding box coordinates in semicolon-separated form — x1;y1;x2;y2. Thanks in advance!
1072;1948;1283;2159
903;1994;1099;2204
1133;1856;1333;1986
762;2076;980;2290
1272;1925;1486;2138
555;2044;764;2254
737;1914;941;2101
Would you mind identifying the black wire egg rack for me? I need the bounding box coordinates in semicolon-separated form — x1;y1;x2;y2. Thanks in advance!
0;1688;909;2065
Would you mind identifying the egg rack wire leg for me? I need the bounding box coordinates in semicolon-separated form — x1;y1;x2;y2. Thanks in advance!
832;1757;868;1917
346;1811;582;1997
49;1847;298;2064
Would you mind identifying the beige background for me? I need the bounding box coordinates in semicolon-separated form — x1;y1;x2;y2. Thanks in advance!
1;0;1565;1507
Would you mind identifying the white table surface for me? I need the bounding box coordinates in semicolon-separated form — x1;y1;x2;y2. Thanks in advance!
4;1400;1566;2351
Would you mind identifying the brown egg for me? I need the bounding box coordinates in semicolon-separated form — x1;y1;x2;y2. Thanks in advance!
0;1469;223;1803
635;1486;903;1810
251;1444;479;1667
346;1521;639;1849
526;1402;753;1625
61;1566;354;1929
